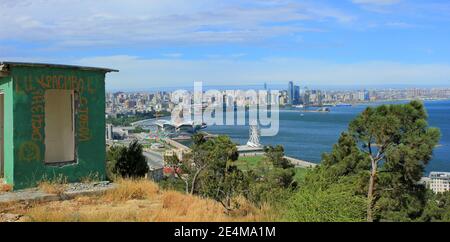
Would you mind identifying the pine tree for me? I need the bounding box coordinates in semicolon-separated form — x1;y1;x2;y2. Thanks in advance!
347;101;440;221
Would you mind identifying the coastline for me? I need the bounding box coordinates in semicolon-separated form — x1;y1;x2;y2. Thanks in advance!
127;99;448;173
130;115;171;126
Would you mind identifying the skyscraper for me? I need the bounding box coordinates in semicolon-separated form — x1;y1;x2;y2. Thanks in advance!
293;85;300;105
288;81;294;105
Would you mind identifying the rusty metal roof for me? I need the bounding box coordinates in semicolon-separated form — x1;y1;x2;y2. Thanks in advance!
0;61;119;73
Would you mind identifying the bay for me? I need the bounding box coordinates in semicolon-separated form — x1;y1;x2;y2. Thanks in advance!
204;100;450;174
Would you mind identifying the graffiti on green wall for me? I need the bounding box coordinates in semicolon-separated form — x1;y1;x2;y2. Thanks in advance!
14;74;99;162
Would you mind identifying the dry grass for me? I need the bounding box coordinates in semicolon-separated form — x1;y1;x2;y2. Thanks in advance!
38;175;68;195
38;182;67;195
4;179;274;222
103;179;160;202
80;172;101;184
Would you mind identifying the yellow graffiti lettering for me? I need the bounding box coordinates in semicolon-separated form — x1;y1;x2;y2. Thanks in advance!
31;89;45;142
14;76;34;93
38;76;51;89
79;107;90;141
31;114;44;141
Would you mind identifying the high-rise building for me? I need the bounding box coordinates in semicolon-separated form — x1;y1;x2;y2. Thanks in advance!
364;90;370;101
303;86;310;105
293;85;300;105
288;81;294;105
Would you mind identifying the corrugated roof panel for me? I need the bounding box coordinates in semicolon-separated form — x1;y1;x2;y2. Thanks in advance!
0;61;119;73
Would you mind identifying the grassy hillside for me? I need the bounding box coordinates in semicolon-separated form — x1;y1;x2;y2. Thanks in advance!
0;179;274;222
235;156;266;171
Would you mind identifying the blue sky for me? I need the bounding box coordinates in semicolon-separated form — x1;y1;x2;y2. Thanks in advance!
1;0;450;90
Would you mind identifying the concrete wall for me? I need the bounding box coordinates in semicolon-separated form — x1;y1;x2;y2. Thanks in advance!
9;66;107;189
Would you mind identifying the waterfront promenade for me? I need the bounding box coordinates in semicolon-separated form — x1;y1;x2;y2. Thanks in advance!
284;156;317;168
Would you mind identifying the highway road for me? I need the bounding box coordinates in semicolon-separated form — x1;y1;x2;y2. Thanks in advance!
143;151;164;169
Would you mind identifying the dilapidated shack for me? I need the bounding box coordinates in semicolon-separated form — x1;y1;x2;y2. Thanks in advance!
0;62;117;189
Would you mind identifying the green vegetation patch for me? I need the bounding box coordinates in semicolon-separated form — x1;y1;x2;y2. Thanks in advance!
235;156;266;171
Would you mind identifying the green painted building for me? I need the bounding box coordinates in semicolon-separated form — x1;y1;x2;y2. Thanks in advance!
0;62;117;189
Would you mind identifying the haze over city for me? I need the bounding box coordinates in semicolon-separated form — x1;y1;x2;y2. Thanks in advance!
1;0;450;90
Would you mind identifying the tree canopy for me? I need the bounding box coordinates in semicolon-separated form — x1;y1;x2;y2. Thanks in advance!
285;101;441;222
107;140;149;179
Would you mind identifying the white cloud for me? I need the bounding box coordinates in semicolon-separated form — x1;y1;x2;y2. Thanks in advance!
0;0;354;47
74;55;450;90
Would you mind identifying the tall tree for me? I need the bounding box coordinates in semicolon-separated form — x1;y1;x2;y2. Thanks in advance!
165;133;246;211
164;133;209;194
195;135;244;211
347;101;440;221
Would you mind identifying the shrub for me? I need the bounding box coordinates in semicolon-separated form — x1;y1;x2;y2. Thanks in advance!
284;182;367;222
107;140;149;179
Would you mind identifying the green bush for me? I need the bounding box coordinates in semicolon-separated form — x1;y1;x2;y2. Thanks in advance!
106;140;149;179
284;182;367;222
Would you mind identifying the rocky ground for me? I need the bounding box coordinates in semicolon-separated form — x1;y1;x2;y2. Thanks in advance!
64;181;114;193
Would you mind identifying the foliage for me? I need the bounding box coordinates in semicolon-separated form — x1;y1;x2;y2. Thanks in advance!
106;111;171;126
107;140;149;179
235;156;265;171
245;145;297;207
193;134;243;211
293;167;309;184
158;176;187;192
284;182;367;222
286;101;441;222
159;101;442;222
164;154;192;194
106;145;122;180
164;133;246;211
348;100;440;221
420;191;450;222
164;132;209;194
264;145;294;169
129;126;147;134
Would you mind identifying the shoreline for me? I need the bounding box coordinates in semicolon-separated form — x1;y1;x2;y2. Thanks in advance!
130;115;171;126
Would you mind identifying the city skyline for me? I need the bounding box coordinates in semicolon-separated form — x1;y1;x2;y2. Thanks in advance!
1;0;450;89
106;83;450;93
